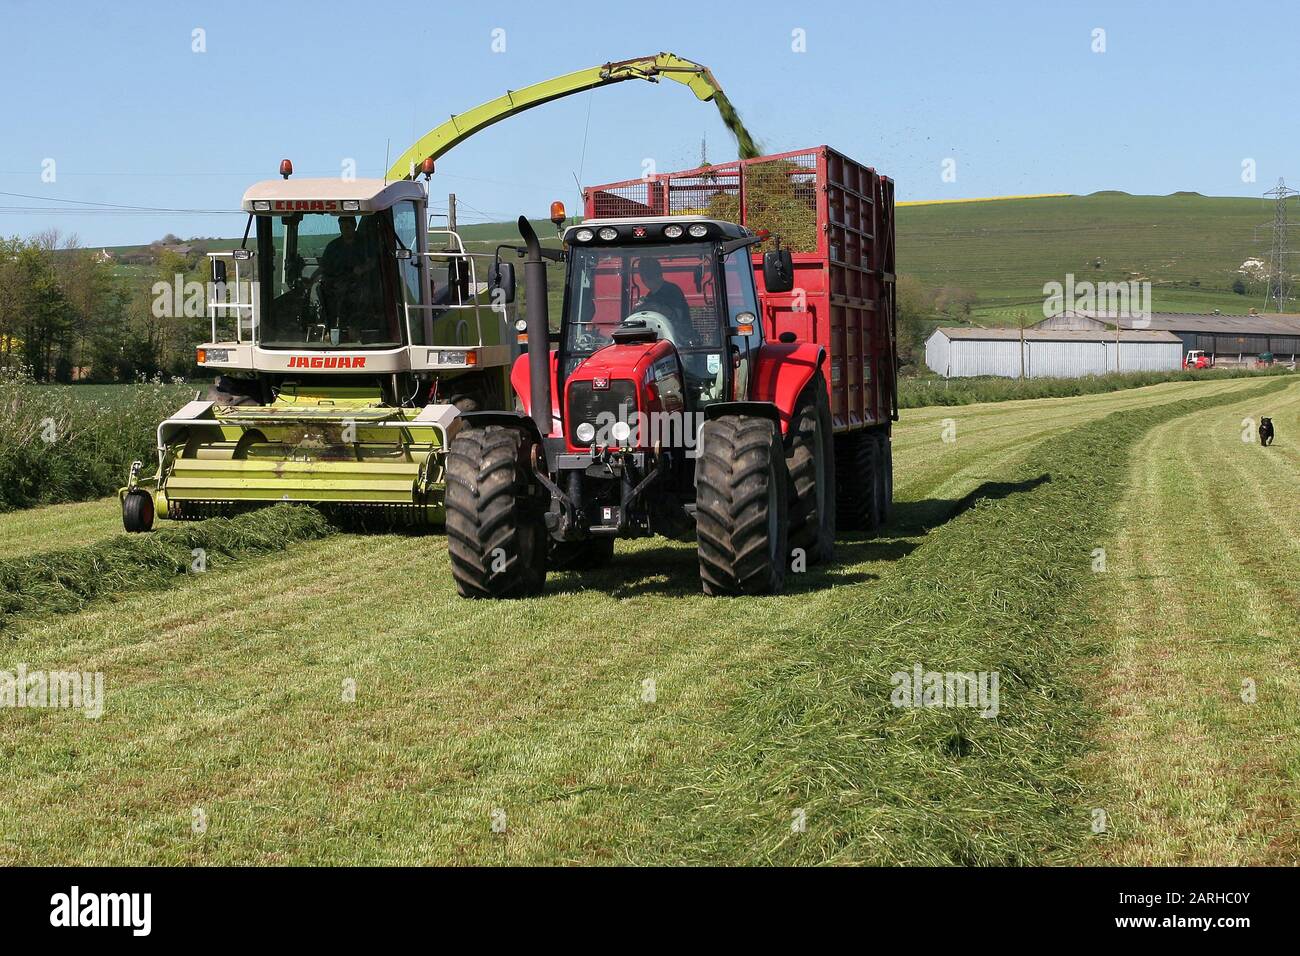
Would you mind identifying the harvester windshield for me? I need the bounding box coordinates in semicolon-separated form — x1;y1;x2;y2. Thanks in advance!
254;205;420;349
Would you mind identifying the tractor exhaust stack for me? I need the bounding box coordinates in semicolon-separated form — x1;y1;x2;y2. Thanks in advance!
518;216;552;436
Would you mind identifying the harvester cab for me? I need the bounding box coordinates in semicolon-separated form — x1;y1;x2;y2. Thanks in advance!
120;168;517;531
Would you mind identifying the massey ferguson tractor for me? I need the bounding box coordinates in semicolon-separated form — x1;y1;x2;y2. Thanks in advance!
446;147;898;597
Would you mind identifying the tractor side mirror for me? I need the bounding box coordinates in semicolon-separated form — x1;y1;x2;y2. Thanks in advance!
762;249;795;293
491;260;517;304
211;259;227;284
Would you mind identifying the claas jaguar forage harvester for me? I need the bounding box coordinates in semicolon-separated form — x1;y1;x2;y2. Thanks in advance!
445;146;898;597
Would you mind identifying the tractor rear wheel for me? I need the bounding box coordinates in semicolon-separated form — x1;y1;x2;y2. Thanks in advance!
446;425;547;598
834;429;883;533
695;415;789;596
122;490;154;533
550;536;615;570
786;375;835;564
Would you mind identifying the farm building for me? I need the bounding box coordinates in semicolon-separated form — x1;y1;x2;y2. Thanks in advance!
1034;311;1300;365
925;327;1182;379
1114;313;1300;365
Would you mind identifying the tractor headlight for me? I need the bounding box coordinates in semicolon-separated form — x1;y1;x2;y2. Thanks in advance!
663;224;683;238
341;200;361;212
252;200;271;211
688;223;708;238
574;228;594;242
611;421;631;443
598;227;618;241
575;422;596;443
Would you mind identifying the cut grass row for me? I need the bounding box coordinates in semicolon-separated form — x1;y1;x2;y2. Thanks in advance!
0;505;334;630
0;376;1280;863
1082;381;1300;864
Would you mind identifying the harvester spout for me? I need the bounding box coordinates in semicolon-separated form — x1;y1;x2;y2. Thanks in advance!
518;216;552;437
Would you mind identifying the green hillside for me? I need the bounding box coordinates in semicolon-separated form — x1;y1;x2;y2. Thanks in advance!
898;192;1282;321
107;194;1291;323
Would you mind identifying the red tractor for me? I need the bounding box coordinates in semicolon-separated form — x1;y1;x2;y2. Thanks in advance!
446;147;897;597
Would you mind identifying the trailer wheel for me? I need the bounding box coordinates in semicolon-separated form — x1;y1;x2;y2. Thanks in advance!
695;415;789;596
834;430;883;533
550;536;616;570
445;425;547;598
879;433;893;524
122;490;154;533
786;375;835;564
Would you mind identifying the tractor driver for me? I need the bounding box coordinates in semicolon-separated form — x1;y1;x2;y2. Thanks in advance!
634;257;691;342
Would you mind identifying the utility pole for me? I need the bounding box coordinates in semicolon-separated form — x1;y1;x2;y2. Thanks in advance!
1018;310;1026;379
447;192;457;235
1262;178;1298;313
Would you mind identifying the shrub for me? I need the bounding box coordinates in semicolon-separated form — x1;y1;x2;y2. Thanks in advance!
0;366;191;512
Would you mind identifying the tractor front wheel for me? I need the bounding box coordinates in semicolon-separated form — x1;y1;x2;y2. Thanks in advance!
446;425;548;598
122;490;154;533
695;415;789;596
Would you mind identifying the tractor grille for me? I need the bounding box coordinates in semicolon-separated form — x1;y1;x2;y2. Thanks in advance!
566;379;638;447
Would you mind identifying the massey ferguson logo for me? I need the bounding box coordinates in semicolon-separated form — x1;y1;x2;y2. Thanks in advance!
271;199;340;212
592;376;610;390
287;355;366;369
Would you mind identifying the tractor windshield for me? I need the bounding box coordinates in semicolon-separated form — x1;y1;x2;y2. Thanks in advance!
254;211;407;348
563;242;730;402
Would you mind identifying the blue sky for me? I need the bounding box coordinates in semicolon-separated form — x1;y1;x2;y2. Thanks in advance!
0;0;1292;245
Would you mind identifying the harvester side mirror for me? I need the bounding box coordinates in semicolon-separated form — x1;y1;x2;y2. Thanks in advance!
211;259;227;284
762;249;795;294
491;260;517;304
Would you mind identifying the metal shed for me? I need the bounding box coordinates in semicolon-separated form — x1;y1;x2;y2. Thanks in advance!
925;327;1183;379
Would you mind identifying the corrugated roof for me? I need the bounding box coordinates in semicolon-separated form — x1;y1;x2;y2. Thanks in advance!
933;327;1181;343
1114;313;1300;334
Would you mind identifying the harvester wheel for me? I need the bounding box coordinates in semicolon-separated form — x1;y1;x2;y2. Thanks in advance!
695;415;789;596
550;536;616;570
206;376;258;407
786;374;835;564
122;490;155;533
445;425;547;598
834;430;882;533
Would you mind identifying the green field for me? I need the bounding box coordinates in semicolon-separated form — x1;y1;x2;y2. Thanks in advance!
898;192;1282;321
2;375;1295;864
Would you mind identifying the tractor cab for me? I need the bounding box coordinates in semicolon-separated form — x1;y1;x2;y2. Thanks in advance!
556;217;785;436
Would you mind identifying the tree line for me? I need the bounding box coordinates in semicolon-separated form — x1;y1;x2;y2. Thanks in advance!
0;231;208;382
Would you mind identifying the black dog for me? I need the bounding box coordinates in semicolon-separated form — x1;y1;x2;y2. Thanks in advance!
1259;417;1275;447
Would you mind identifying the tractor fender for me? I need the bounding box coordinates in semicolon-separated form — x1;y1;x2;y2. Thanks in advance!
510;351;561;424
455;409;544;445
748;342;827;433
